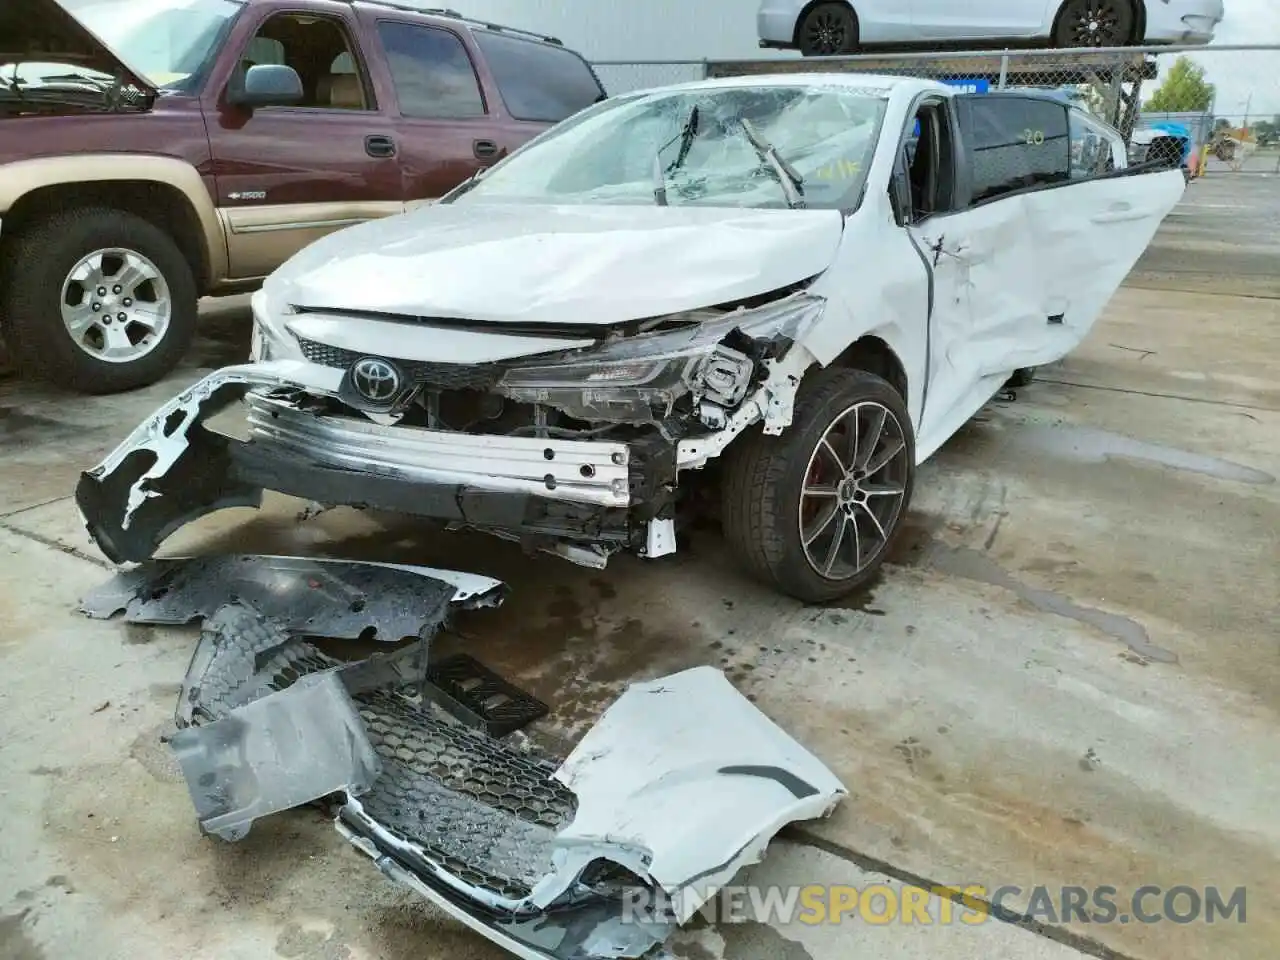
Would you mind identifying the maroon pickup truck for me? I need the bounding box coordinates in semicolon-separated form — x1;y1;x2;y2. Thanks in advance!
0;0;605;393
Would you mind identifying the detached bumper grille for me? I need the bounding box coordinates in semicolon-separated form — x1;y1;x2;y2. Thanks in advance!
296;337;505;390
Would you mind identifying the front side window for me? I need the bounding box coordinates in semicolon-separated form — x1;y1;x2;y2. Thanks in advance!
1069;109;1123;179
376;21;485;119
236;13;371;110
472;30;604;123
450;84;888;211
965;96;1070;204
58;0;243;90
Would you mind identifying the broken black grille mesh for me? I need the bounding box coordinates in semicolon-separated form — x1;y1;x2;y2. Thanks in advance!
295;337;506;390
187;620;575;900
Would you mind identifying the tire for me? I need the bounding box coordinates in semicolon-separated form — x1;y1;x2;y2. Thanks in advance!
721;368;915;603
0;207;198;394
797;2;859;57
1006;366;1036;388
1052;0;1136;47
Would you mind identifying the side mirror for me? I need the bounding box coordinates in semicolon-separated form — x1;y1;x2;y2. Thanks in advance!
227;64;303;108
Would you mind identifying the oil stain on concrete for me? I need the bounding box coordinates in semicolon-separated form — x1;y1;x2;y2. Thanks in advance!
0;910;45;960
890;520;1177;663
719;920;814;960
1014;422;1274;485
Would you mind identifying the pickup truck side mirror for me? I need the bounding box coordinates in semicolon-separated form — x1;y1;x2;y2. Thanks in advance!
227;64;304;108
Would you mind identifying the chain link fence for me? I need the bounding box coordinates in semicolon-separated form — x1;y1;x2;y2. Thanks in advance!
591;45;1280;175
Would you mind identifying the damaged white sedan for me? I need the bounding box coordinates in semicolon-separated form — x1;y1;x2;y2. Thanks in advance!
77;74;1184;601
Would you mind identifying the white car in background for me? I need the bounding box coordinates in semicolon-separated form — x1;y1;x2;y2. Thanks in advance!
759;0;1225;56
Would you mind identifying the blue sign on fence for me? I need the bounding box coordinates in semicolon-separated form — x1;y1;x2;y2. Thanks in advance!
941;78;991;94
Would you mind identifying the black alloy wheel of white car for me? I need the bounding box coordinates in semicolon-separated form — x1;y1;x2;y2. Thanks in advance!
0;208;198;394
721;368;915;603
1052;0;1136;47
797;2;859;56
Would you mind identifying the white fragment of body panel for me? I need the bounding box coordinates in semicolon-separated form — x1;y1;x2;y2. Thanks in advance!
89;361;341;531
550;666;847;923
336;666;844;959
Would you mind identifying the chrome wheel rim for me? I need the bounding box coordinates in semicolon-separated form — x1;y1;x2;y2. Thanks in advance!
802;8;852;54
1065;0;1125;45
798;401;910;581
60;248;171;364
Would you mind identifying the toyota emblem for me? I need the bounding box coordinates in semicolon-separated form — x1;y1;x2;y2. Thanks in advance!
350;357;401;404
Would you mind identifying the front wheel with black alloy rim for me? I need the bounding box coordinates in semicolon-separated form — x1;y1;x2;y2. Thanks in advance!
0;207;198;394
797;2;859;56
721;368;915;603
1052;0;1136;47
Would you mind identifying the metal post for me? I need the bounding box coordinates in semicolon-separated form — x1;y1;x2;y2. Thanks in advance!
1106;53;1126;129
997;54;1009;89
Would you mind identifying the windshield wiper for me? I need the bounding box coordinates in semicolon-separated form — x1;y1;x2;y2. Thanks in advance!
665;105;701;175
653;105;700;206
738;118;806;209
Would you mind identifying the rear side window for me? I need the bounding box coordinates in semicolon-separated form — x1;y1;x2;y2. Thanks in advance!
964;96;1070;204
377;21;485;119
472;30;604;123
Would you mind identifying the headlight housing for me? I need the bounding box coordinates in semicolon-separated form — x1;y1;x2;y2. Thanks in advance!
249;289;298;363
498;294;825;422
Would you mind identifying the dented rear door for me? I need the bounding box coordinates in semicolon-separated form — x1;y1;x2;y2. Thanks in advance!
948;93;1184;379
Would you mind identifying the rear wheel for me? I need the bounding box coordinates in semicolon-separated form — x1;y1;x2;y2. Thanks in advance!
797;2;859;56
1;207;198;394
721;368;915;603
1052;0;1136;47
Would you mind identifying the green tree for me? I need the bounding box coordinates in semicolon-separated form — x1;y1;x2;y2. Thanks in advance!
1144;56;1215;113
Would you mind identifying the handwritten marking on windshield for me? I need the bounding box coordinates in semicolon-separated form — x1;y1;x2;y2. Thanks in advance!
813;159;862;180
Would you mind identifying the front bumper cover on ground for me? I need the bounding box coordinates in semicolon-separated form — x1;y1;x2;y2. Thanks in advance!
85;556;847;960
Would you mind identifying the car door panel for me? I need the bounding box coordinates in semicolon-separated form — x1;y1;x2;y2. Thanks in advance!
910;0;1055;39
205;8;404;280
367;18;497;205
907;209;987;448
1010;169;1185;365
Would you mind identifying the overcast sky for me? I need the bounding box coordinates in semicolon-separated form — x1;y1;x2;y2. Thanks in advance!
1180;0;1280;118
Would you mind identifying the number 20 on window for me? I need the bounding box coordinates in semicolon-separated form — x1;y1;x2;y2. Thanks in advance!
1022;129;1046;145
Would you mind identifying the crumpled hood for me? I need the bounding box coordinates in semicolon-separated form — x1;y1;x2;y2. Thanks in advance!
2;0;157;96
267;202;846;327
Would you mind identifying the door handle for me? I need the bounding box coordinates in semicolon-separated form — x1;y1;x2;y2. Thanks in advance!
365;135;396;158
1092;205;1147;224
473;139;498;160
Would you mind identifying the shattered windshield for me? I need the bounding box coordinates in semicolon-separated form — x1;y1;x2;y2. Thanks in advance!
451;84;888;211
59;0;243;90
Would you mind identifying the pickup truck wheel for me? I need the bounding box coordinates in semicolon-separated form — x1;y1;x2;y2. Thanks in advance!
721;368;915;603
797;2;859;56
1052;0;1135;47
2;208;197;394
